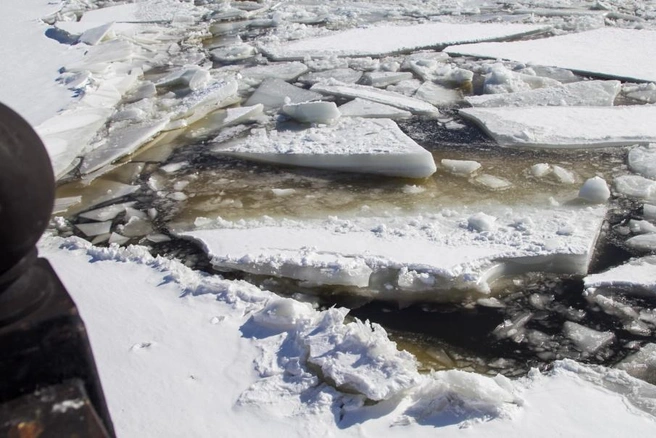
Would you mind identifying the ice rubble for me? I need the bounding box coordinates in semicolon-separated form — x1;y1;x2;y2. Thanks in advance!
459;106;656;148
261;22;549;60
182;205;605;299
465;80;621;108
212;117;437;178
446;28;656;83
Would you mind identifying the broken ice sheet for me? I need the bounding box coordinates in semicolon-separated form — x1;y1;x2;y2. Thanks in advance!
180;205;606;300
312;81;438;116
585;256;656;297
298;68;363;85
78;202;136;222
262;22;549;60
167;78;240;127
240;62;309;86
628;144;656;180
563;321;615;355
465;80;621;108
65;40;137;73
338;98;412;120
446;28;656;83
245;78;322;110
459;106;656;149
212;117;436;178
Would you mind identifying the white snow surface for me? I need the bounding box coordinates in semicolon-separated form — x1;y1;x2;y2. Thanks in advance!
182;205;605;297
446;28;656;83
459;106;656;149
38;236;656;436
212;117;437;178
262;22;549;60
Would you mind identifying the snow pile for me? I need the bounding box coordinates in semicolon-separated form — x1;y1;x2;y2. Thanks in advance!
212;117;437;178
459;106;656;149
183;205;606;298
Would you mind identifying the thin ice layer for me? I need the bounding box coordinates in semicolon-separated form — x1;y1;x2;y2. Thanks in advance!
446;28;656;83
182;205;605;299
262;22;549;60
465;80;621;108
213;117;436;178
459;106;656;148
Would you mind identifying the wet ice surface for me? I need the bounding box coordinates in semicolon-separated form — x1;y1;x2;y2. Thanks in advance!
45;0;656;393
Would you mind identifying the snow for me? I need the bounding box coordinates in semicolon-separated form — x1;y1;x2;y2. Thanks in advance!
262;22;549;60
441;159;481;176
362;71;414;88
182;204;605;298
312;81;439;116
459;106;656;149
614;175;656;202
446;28;656;83
240;62;309;86
465;80;621;108
338;98;412;120
212;117;437;178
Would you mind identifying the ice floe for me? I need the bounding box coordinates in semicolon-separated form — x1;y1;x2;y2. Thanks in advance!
281;101;341;124
440;159;481;176
262;22;549;60
182;204;605;299
629;144;656;180
465;80;621;108
446;28;656;83
459;106;656;148
245;78;322;110
212;117;436;178
563;321;615;355
337;98;412;120
312;81;439;116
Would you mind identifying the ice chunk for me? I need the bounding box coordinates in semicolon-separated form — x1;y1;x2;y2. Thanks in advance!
121;217;153;238
468;212;497;232
80;83;122;109
414;82;462;107
466;80;621;108
579;177;611;204
245;78;322;110
362;71;413;88
252;299;314;331
441;159;481;176
108;232;130;245
213;118;436;178
585;256;656;296
552;165;576;184
629;144;656;180
563;321;614;354
614;175;656;202
65;40;136;73
623;83;656;104
240;62;308;86
78;202;136;222
616;344;656;384
474;174;512;190
626;234;656;252
298;68;362;85
312;81;439;116
53;196;82;214
530;163;551;178
338;98;412;120
629;220;656;235
210;44;257;62
76;221;113;237
79;22;114;46
80;1;202;24
446;28;656;83
80;120;168;175
644;204;656;222
182;205;605;299
262;22;548;60
459;106;656;149
282;101;340;124
155;66;210;91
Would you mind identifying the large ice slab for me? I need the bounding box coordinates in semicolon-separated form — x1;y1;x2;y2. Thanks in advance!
465;80;621;108
629;144;656;180
212;117;437;178
585;256;656;296
459;106;656;149
262;23;549;60
446;28;656;83
182;205;605;300
312;81;439;116
245;78;322;110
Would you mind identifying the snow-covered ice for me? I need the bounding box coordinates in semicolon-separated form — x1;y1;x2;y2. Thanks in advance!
212;117;437;178
338;98;412;120
459;106;656;149
446;28;656;83
585;256;656;296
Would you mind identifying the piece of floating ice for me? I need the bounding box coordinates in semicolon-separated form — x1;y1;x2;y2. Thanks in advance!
36;108;113;179
629;220;656;235
626;234;656;252
459;106;656;149
168;78;239;126
240;62;308;86
210;44;257;62
65;40;137;73
482;64;561;94
155;66;210;91
441;159;481;176
282;101;340;124
76;221;113;237
245;78;322;110
623;83;656;104
121;217;153;238
338;98;412;120
213;117;436;178
585;256;656;296
414;82;462;107
474;174;512;190
80;120;169;175
181;205;605;299
614;175;656;202
78;202;136;222
628;144;656;180
563;321;615;354
89;183;140;208
262;22;549;60
468;212;497;232
466;80;621;108
53;196;82;214
108;232;130;245
298;68;363;85
446;28;656;83
312;81;439;116
615;343;656;384
579;177;611;204
362;71;413;88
